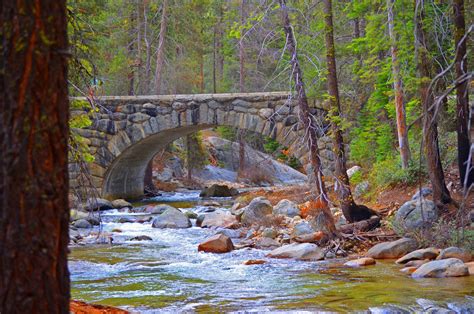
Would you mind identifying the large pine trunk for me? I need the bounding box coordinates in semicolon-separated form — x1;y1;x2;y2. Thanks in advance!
387;0;411;168
0;1;70;312
279;0;337;236
453;0;473;189
415;3;452;206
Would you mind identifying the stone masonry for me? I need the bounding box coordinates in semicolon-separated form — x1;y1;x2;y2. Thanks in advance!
70;92;335;200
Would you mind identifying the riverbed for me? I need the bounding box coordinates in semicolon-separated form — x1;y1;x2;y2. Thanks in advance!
69;191;474;313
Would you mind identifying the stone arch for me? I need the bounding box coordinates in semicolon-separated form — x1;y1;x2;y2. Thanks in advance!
69;93;333;200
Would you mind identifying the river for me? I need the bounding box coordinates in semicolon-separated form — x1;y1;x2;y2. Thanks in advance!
69;191;474;313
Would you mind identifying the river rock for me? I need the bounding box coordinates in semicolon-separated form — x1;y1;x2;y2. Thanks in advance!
146;204;176;215
84;198;113;211
354;181;370;198
198;234;234;253
412;258;469;278
118;217;136;223
291;221;315;238
129;235;152;241
70;209;89;222
151;208;191;229
273;199;300;218
395;199;437;230
255;237;280;249
199;210;238;229
111;199;132;209
243;259;266;265
405;259;430;268
347;165;361;178
184;211;198;219
199;184;238;197
436;247;472;262
267;243;324;261
262;227;278;239
241;197;273;226
400;266;418;274
215;228;242;238
465;262;474;275
367;238;418;259
412;187;433;200
74;219;92;229
344;257;376;267
395;248;440;264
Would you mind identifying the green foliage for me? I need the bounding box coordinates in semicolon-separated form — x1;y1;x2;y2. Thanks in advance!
215;126;236;141
368;156;425;188
263;137;280;154
69;100;95;163
185;132;208;172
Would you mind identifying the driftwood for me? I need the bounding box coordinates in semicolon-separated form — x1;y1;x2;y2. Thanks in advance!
294;231;325;243
337;216;381;234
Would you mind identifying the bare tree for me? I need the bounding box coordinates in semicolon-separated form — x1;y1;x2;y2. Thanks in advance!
279;0;337;236
154;0;168;94
239;0;246;93
0;0;70;312
415;0;452;206
387;0;411;168
453;0;473;189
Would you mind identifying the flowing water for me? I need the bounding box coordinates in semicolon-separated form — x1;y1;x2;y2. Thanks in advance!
69;191;474;313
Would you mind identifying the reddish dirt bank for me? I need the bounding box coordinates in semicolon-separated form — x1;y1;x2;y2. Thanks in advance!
70;300;129;314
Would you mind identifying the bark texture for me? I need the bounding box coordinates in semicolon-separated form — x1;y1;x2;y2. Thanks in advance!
0;0;70;312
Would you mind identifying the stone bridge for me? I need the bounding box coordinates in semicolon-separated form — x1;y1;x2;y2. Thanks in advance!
70;92;334;200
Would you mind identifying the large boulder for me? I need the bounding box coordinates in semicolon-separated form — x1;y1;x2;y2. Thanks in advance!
199;210;239;229
395;248;440;264
111;199;132;209
215;228;243;239
346;165;361;179
241;197;273;226
273;199;300;218
412;258;469;278
267;243;325;261
198;234;234;253
84;198;113;211
367;238;418;259
395;199;438;230
436;247;472;262
199;184;238;197
412;187;433;200
151;208;191;229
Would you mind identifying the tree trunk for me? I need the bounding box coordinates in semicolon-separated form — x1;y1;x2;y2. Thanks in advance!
144;160;154;194
453;0;473;189
279;0;337;236
136;0;143;94
0;1;70;312
323;0;372;223
415;2;452;206
154;0;168;94
239;0;246;93
238;129;245;177
216;4;224;90
128;6;136;96
143;0;152;94
387;0;411;168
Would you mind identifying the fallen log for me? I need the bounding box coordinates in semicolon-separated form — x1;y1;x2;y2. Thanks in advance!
337;216;380;234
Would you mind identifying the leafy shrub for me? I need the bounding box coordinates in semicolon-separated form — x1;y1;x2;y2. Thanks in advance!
368;156;425;188
263;137;280;154
215;126;237;141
